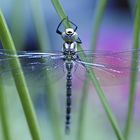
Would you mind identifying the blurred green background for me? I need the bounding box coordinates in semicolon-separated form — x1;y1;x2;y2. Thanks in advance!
0;0;140;140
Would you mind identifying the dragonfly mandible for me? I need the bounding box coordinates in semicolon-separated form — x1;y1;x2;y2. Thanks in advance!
0;18;140;134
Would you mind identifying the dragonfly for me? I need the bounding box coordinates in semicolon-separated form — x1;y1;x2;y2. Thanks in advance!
0;18;140;134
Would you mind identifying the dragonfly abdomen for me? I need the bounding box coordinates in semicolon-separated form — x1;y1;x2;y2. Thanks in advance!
65;63;73;134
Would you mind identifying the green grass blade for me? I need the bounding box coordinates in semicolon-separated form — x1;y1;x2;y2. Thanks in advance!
0;79;11;140
50;0;124;139
77;0;107;139
0;10;42;140
30;0;63;139
124;1;140;139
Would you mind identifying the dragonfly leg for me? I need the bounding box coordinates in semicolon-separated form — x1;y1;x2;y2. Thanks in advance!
56;18;67;35
76;37;82;44
56;17;79;34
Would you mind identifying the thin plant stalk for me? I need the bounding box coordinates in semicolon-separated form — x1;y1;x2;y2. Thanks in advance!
76;76;89;140
9;0;27;50
124;1;140;139
0;10;42;140
77;0;107;139
50;0;124;140
91;0;107;51
30;0;51;50
0;78;11;140
86;67;124;140
51;0;71;28
30;0;63;139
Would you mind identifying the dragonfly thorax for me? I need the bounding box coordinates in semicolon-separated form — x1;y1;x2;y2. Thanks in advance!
63;42;77;61
61;28;78;44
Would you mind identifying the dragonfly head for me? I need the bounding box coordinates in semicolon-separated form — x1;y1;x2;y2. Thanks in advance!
65;28;74;35
62;28;78;43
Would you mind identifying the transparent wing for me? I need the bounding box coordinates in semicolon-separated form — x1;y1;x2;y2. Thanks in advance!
0;49;65;86
74;50;140;85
